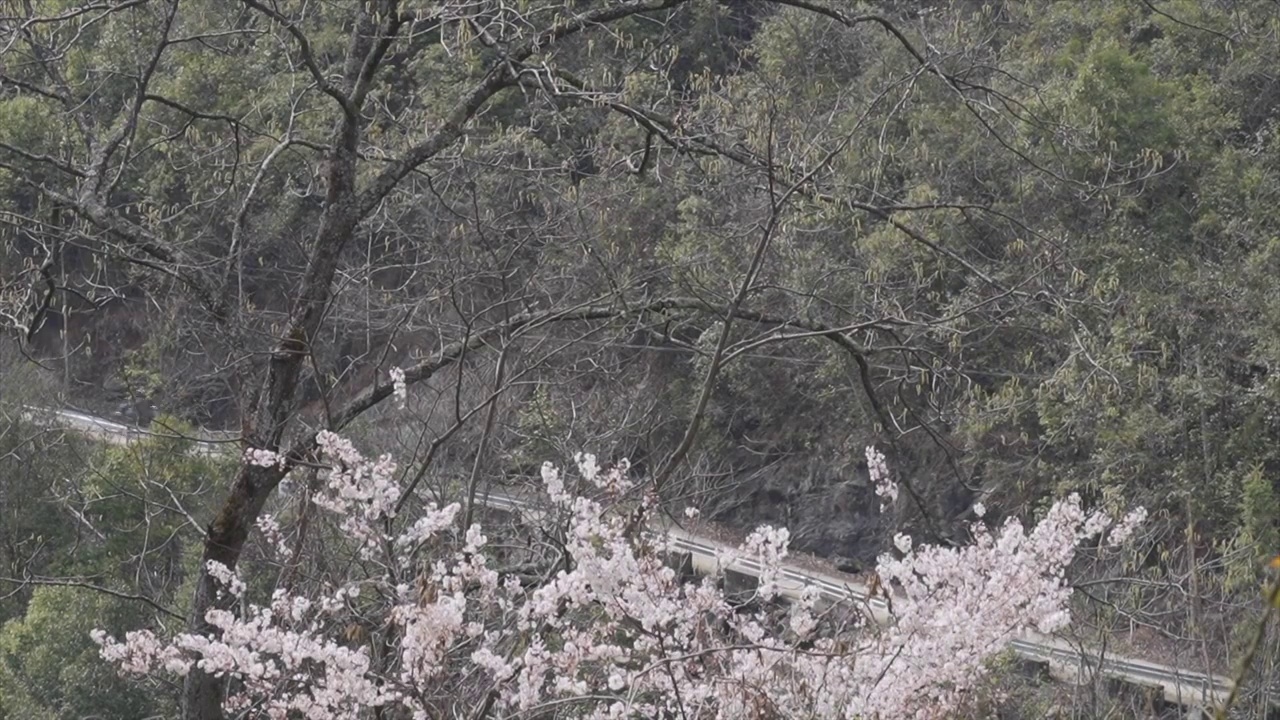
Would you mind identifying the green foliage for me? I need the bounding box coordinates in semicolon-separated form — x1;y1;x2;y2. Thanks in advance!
65;418;225;585
1243;464;1279;545
1;417;221;594
1065;41;1178;161
0;422;82;624
0;587;173;720
0;410;221;716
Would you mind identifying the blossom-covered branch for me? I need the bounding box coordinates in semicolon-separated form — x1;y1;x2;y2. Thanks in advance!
94;441;1143;719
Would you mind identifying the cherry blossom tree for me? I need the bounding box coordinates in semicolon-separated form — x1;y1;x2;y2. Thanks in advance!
94;443;1142;719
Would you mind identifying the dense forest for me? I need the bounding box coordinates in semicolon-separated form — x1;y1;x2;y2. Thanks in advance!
3;0;1280;717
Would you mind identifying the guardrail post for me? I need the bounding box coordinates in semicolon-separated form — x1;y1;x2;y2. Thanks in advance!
1102;678;1169;718
722;568;760;609
664;550;696;582
1015;656;1052;683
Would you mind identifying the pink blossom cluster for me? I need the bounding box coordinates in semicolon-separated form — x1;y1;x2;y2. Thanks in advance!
244;447;286;469
741;525;791;600
312;430;402;551
255;513;289;558
93;442;1144;719
1108;506;1148;545
97;559;396;719
868;494;1112;715
867;445;897;511
389;366;407;409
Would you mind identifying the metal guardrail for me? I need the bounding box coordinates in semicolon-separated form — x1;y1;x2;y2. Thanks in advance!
14;407;1239;711
487;485;1234;710
18;405;235;456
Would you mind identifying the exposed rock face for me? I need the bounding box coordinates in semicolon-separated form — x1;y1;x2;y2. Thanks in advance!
708;465;888;569
112;400;157;427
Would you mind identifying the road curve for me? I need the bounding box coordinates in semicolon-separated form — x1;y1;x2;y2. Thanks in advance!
15;406;1236;710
